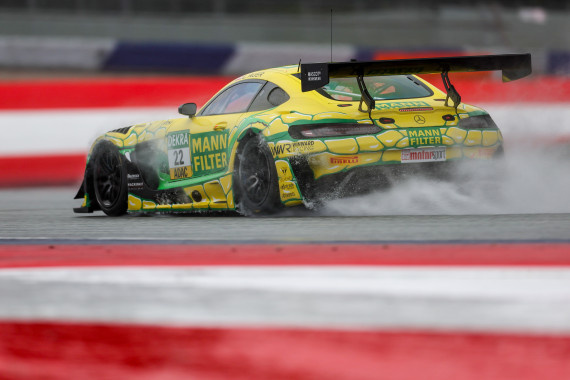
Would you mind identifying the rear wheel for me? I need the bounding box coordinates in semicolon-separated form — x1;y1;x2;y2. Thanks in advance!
92;142;128;216
234;136;281;215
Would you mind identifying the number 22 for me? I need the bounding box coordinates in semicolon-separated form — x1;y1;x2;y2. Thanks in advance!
174;149;184;165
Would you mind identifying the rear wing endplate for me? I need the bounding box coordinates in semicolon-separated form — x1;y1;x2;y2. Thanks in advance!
300;53;532;92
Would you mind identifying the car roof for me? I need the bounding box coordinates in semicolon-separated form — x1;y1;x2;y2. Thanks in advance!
232;65;299;82
224;65;302;94
255;65;299;75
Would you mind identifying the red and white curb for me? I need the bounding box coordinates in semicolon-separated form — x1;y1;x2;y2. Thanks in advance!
1;243;569;380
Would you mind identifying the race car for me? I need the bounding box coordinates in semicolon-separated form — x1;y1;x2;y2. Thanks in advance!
73;54;531;216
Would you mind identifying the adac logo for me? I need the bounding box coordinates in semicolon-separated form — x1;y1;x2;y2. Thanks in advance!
414;115;426;124
330;156;359;164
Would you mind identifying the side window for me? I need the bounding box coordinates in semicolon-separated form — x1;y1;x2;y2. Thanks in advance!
248;82;290;112
268;87;289;107
201;82;263;116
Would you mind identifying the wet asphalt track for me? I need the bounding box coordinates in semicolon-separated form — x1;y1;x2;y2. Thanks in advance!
1;187;570;334
1;186;569;243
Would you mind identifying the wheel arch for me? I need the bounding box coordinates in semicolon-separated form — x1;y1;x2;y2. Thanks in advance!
227;122;267;173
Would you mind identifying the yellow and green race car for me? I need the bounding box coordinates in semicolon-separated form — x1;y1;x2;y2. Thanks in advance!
74;54;531;216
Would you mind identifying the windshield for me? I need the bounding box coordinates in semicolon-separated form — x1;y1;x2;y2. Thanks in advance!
320;75;433;101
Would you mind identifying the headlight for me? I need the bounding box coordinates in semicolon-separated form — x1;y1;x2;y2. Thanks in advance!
458;115;498;129
289;123;381;139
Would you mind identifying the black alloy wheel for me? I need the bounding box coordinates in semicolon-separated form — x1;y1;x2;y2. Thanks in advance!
93;142;128;216
235;136;281;215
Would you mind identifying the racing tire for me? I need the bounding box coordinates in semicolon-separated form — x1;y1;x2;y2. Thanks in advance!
234;135;282;215
92;141;128;216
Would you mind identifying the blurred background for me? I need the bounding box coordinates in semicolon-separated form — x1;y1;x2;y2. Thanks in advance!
0;0;568;76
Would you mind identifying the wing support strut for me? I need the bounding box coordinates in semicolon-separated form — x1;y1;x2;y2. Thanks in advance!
441;70;461;112
356;75;375;119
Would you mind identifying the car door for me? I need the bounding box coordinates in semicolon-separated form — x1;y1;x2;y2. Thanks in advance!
165;81;264;182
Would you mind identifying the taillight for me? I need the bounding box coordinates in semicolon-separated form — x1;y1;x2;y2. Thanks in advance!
457;115;498;129
289;123;381;139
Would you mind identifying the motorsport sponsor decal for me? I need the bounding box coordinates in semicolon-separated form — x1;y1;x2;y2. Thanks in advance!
376;101;431;111
408;127;442;147
127;173;144;190
245;71;264;79
281;182;296;190
307;70;323;82
279;181;298;200
191;130;229;175
330;156;359;164
275;160;293;182
167;130;192;180
270;140;316;156
401;147;446;163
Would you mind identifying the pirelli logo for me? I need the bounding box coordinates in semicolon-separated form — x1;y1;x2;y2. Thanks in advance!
330;156;359;164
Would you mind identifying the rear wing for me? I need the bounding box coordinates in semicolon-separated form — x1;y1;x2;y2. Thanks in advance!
300;53;532;92
300;53;531;112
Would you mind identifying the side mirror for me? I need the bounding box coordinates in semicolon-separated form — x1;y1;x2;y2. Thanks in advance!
178;103;197;117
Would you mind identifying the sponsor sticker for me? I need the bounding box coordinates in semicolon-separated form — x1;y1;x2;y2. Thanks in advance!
330;156;359;164
307;70;323;82
376;100;431;111
281;182;296;190
245;71;264;79
401;147;446;163
127;173;144;190
279;181;299;200
408;127;443;148
167;130;192;180
191;130;229;175
270;140;316;156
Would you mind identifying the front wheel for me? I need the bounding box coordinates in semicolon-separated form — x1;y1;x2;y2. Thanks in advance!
234;136;281;215
92;141;128;216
